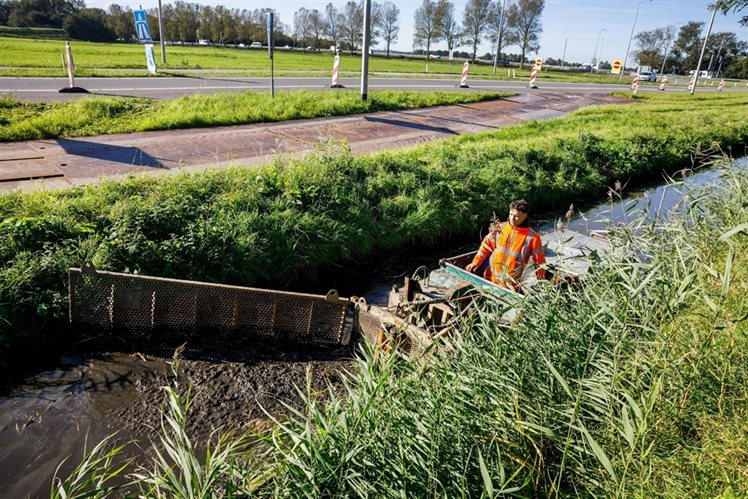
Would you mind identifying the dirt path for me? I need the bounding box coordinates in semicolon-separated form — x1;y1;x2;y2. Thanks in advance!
0;92;628;192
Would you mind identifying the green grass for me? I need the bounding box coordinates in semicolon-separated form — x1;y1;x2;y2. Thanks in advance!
0;35;702;84
53;162;748;497
0;90;513;142
0;92;746;383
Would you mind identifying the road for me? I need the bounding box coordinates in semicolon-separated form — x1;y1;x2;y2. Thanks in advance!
1;76;733;102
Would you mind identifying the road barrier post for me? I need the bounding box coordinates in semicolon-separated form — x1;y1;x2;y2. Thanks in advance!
529;66;538;89
631;73;639;94
330;54;343;88
460;61;470;88
659;75;667;91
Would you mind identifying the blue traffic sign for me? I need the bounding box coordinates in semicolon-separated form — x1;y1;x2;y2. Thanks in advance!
133;10;152;42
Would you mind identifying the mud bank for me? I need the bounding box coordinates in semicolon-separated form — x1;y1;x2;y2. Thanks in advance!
0;342;352;498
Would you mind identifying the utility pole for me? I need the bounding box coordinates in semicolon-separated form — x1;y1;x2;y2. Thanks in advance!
157;0;166;63
360;0;372;101
492;0;507;75
592;29;606;67
620;0;652;80
691;1;719;95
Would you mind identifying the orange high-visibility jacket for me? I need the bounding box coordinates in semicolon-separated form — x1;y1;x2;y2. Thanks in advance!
470;223;546;289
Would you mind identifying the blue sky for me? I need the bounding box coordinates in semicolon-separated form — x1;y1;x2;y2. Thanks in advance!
89;0;748;65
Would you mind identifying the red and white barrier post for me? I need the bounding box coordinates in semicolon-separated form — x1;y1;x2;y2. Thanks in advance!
529;66;538;88
330;54;343;88
717;79;725;92
687;76;696;93
659;75;667;91
459;61;469;88
631;73;639;94
65;41;75;88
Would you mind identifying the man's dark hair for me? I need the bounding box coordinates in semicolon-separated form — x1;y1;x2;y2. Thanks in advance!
509;199;529;213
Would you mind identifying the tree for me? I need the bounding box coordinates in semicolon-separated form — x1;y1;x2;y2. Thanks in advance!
461;0;492;62
633;27;670;68
324;3;341;50
486;0;509;65
719;0;748;26
0;0;11;24
8;0;82;27
339;0;363;53
376;1;399;56
308;9;326;49
414;0;444;62
294;7;311;48
506;0;544;68
63;7;116;41
670;21;704;74
705;32;747;76
105;4;134;41
438;0;460;58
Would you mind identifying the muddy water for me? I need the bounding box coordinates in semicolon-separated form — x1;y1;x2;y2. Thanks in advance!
0;160;743;498
0;343;352;498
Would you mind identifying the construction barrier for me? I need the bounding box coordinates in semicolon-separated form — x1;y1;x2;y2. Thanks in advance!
659;75;667;91
460;61;469;88
631;73;639;94
65;41;75;88
330;54;342;88
688;76;696;93
529;66;538;88
718;79;725;92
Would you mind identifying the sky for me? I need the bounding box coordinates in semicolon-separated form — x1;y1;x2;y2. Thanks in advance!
86;0;748;66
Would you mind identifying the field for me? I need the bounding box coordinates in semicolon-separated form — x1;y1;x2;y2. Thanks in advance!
0;35;661;84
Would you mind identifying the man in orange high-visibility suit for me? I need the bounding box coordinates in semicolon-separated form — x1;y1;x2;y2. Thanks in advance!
465;199;546;290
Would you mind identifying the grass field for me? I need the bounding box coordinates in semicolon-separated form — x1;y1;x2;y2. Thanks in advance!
0;35;676;84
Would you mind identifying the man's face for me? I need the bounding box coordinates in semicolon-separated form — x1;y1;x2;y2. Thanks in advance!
508;208;528;228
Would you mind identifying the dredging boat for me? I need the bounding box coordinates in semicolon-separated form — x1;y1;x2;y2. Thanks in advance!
69;228;610;357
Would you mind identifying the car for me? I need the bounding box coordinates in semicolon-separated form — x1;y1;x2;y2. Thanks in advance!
250;41;262;48
429;54;441;60
238;43;246;48
637;70;657;82
306;46;318;51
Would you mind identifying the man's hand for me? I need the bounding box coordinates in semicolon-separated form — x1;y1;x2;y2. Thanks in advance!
466;262;478;273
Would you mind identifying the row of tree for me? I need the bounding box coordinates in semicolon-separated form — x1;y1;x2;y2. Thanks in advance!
634;21;747;78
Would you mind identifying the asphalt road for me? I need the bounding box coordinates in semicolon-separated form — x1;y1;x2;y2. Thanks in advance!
2;76;734;102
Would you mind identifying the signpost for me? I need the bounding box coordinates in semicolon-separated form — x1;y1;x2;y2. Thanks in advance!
133;10;152;42
611;59;622;75
266;12;274;98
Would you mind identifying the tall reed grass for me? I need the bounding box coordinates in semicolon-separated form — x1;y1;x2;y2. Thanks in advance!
56;161;748;497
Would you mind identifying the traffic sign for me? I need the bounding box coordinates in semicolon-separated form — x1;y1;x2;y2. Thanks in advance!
535;57;543;70
133;10;152;42
611;59;622;75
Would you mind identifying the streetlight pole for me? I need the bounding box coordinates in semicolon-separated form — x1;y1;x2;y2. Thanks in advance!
492;0;507;75
360;0;372;101
619;0;652;80
592;29;606;67
690;1;719;95
561;38;568;66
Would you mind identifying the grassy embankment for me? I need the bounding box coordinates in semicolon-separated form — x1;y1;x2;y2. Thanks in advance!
0;92;747;384
0;90;512;141
56;163;748;497
0;35;683;85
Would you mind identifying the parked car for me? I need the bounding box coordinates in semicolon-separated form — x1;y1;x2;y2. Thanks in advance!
250;41;262;48
637;70;657;82
306;46;318;51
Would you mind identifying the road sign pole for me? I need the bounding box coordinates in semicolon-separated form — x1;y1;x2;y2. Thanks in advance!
266;13;274;98
157;0;166;64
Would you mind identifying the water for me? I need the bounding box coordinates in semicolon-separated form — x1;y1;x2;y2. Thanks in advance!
0;158;743;498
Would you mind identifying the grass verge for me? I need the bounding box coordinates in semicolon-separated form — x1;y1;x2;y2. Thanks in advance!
0;90;511;142
0;92;746;382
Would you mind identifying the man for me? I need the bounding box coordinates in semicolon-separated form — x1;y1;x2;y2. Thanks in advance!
465;199;546;290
